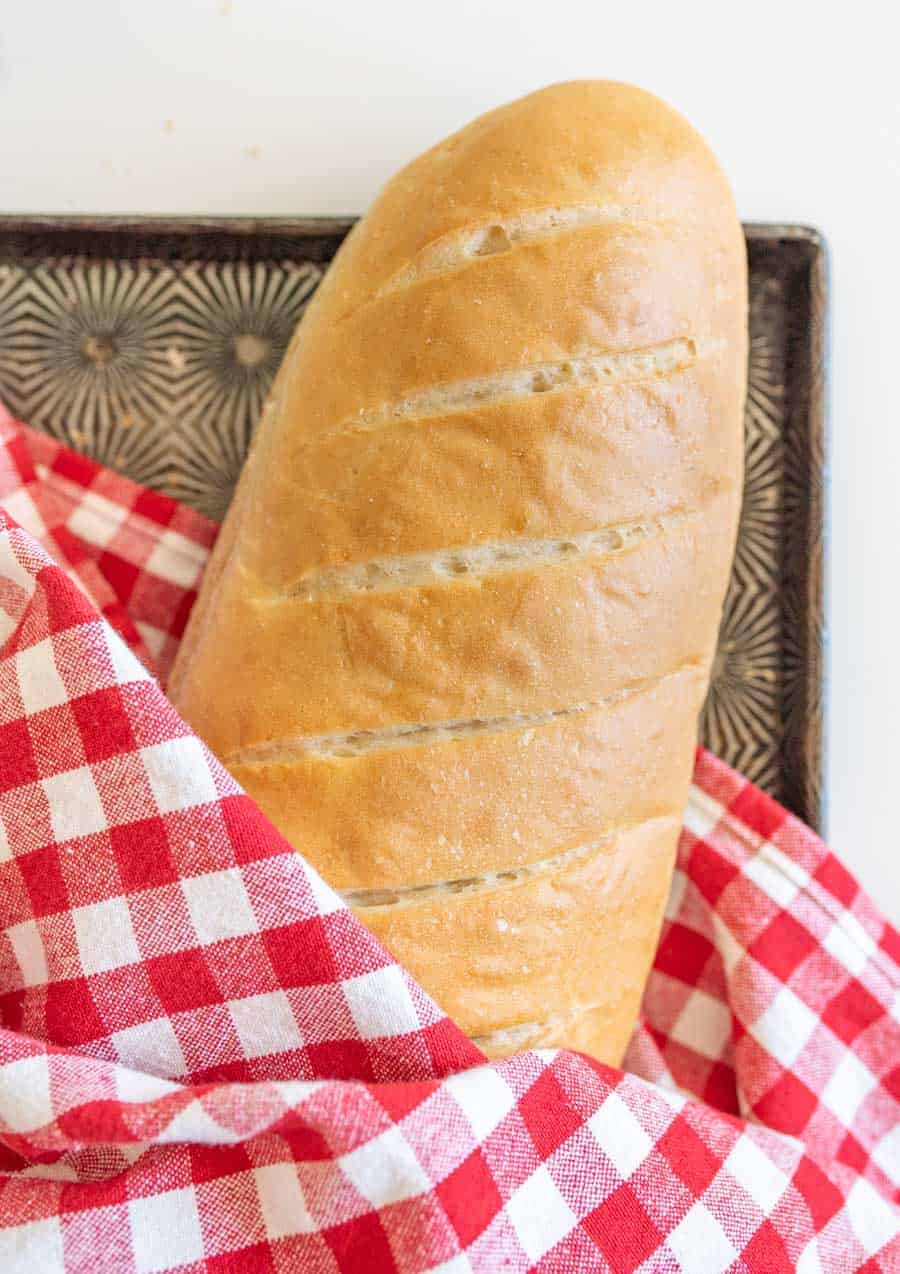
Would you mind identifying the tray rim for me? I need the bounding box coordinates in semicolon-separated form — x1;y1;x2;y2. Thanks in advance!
0;216;828;831
0;214;826;251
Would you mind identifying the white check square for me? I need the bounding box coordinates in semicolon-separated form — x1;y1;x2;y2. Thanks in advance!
669;987;733;1060
307;864;345;917
821;1051;878;1127
72;896;141;974
104;627;153;687
2;490;45;539
667;1201;736;1273
343;965;421;1039
42;766;108;842
15;637;68;715
339;1124;431;1208
505;1165;577;1262
723;1134;789;1214
750;985;820;1069
254;1162;317;1238
128;1187;203;1272
429;1256;474;1274
6;919;49;987
684;786;723;841
444;1065;517;1141
823;916;876;977
587;1090;654;1180
67;491;127;549
158;1097;231;1145
0;1054;53;1133
145;532;207;588
181;868;259;945
112;1016;186;1079
228;990;303;1058
140;737;219;815
0;1216;64;1273
796;1238;824;1274
114;1065;181;1105
845;1177;900;1256
866;1121;897;1177
871;1121;900;1180
744;849;802;908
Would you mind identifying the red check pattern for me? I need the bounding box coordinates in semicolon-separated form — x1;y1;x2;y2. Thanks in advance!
0;405;898;1272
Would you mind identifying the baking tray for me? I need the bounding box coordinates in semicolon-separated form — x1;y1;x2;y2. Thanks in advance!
0;218;827;829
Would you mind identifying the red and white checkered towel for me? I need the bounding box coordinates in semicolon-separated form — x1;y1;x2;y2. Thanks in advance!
0;403;898;1272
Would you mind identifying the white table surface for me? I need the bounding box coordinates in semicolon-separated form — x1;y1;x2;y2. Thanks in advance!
2;1;898;918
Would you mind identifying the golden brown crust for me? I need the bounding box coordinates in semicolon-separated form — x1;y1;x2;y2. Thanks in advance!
227;663;703;889
171;80;747;1066
233;359;737;574
173;496;736;751
361;816;682;1062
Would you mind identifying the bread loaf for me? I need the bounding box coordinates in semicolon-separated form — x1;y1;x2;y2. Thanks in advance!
170;81;747;1064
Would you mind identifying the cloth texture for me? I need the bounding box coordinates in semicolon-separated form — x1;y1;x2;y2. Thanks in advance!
0;405;898;1272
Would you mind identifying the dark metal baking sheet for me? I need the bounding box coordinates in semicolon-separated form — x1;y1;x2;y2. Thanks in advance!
0;217;827;828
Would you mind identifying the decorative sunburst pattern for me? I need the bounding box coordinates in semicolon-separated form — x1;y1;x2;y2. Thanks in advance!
171;261;320;516
744;275;786;442
704;580;784;791
701;269;787;796
699;233;826;824
0;222;826;825
5;262;180;476
0;254;322;517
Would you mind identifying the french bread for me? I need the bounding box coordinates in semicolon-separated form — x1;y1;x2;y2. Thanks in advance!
170;80;747;1064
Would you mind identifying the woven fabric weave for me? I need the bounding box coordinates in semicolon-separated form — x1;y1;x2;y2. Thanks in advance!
1;407;897;1272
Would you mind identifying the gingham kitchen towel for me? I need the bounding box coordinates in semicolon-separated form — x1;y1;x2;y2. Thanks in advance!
0;405;898;1272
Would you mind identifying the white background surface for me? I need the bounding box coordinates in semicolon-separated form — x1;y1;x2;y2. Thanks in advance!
1;2;898;916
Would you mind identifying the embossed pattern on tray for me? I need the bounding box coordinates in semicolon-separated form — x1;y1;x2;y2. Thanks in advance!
0;218;827;828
